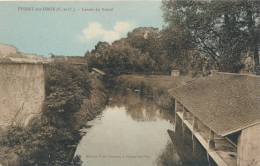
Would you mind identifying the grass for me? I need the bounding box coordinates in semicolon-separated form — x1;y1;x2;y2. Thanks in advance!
115;74;193;111
117;74;193;91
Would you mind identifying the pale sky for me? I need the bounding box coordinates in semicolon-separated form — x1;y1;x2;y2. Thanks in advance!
0;1;163;56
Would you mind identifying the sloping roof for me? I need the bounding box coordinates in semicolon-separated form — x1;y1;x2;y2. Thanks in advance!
169;72;260;136
92;68;106;75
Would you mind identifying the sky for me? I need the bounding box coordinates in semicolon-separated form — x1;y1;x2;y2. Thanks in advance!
0;1;164;56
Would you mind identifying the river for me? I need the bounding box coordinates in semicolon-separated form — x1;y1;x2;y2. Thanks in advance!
74;92;182;166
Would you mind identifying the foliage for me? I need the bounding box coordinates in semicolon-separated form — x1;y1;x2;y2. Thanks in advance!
45;64;91;127
86;28;171;75
0;64;97;165
85;0;260;75
162;0;260;72
156;141;183;166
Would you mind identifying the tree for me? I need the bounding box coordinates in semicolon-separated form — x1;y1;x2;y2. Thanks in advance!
162;0;260;72
86;40;156;75
126;27;171;72
127;27;161;59
160;25;197;73
86;27;172;75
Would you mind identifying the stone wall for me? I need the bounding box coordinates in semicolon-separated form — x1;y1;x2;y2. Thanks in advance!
0;44;17;57
0;63;45;130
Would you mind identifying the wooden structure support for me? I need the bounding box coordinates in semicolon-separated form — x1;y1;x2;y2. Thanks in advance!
173;99;236;166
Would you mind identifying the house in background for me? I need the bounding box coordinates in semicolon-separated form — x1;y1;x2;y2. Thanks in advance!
51;55;87;65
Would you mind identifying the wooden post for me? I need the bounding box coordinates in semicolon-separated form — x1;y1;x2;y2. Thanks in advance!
207;152;212;166
174;99;177;112
182;122;185;137
192;116;199;132
183;106;187;120
192;116;198;154
181;105;186;136
208;129;215;150
174;99;177;132
192;133;196;154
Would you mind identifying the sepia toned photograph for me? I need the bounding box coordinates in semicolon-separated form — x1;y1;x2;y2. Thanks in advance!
0;0;259;166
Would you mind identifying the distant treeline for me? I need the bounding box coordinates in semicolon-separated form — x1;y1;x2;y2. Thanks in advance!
86;0;260;75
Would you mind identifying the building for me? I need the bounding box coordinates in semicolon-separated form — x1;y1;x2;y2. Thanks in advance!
51;55;87;65
171;70;180;77
91;67;106;76
169;72;260;166
0;44;47;131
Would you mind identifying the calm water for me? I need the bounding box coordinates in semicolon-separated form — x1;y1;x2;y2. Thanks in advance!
75;92;182;166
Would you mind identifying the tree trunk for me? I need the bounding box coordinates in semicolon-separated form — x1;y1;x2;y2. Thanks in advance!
247;8;259;66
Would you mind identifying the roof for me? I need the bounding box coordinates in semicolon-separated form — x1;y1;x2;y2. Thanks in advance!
52;56;87;65
169;72;260;136
92;68;106;75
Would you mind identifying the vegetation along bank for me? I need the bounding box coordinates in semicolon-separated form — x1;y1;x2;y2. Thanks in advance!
0;63;107;166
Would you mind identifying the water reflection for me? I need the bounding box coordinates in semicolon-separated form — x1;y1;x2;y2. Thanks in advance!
109;92;174;122
156;141;183;166
74;92;179;166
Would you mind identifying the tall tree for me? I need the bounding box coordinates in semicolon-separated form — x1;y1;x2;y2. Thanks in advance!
162;0;260;72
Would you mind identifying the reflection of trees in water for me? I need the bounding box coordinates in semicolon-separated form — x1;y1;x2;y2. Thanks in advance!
109;92;173;122
156;141;182;166
157;140;205;166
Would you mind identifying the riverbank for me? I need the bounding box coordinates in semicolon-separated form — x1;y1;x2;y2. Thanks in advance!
0;64;107;166
115;74;214;166
0;72;192;166
74;91;177;166
115;74;193;111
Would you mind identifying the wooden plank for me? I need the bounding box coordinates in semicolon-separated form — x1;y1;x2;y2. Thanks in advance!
176;112;231;166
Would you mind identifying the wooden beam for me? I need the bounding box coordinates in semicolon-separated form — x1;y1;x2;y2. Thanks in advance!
192;133;197;154
174;99;177;112
192;116;199;154
208;129;215;150
176;112;230;166
192;116;199;132
183;106;187;120
174;99;177;132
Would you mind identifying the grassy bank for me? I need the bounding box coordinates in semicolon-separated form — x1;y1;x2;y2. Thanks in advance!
0;64;107;166
115;74;191;111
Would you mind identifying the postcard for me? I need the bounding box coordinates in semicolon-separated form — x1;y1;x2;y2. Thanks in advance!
0;0;259;166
